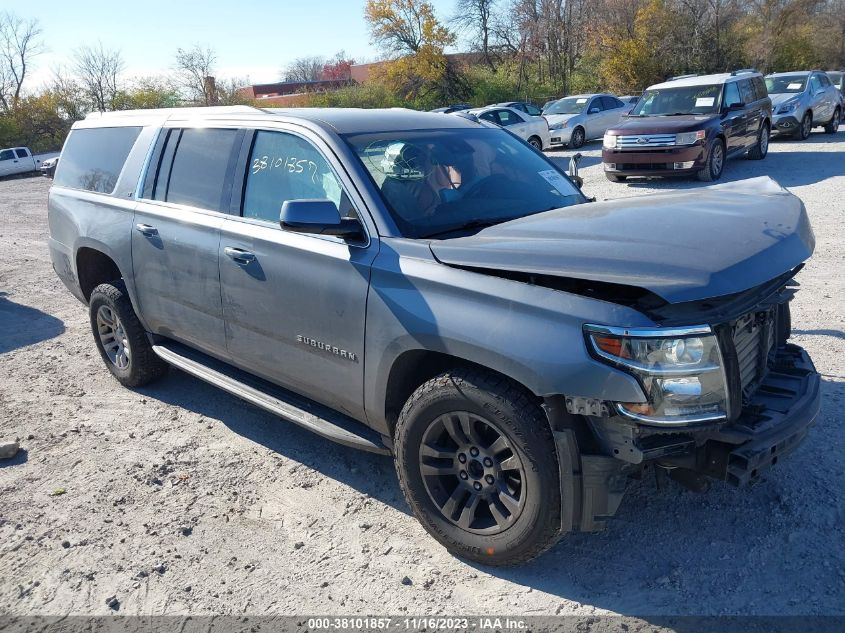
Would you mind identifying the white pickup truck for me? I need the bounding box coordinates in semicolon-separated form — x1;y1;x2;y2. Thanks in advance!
0;146;43;177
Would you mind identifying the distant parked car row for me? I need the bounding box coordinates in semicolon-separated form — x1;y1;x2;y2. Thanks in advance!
602;69;842;182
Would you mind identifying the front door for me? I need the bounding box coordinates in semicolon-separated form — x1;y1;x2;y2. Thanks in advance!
131;126;244;359
721;81;747;152
218;128;377;419
0;149;16;177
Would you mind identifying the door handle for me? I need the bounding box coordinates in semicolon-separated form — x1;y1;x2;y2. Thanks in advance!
135;223;158;236
224;246;256;265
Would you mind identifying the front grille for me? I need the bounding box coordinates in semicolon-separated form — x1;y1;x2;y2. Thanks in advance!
730;309;777;400
615;163;673;171
616;133;677;149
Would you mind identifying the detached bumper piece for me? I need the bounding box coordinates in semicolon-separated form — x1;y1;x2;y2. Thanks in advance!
701;344;820;486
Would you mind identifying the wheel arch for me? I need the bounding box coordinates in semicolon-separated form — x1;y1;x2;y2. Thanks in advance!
75;245;124;302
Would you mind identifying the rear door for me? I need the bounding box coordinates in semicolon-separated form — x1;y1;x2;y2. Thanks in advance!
738;79;762;146
132;126;244;359
599;96;625;132
808;74;828;123
495;109;530;140
14;149;34;174
583;97;605;139
218;126;377;420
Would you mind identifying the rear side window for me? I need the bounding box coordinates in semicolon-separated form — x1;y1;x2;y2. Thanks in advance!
54;127;141;194
524;103;542;116
738;79;755;104
14;149;28;158
753;76;768;99
242;130;344;224
156;128;241;212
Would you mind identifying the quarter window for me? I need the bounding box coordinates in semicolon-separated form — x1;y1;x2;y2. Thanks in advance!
161;128;241;212
242;130;345;224
53;126;141;194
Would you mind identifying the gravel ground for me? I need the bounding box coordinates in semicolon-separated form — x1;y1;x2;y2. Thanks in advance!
1;129;844;619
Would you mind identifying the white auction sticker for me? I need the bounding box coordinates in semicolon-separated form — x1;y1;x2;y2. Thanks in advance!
538;170;573;194
576;98;587;104
695;97;715;107
787;83;803;90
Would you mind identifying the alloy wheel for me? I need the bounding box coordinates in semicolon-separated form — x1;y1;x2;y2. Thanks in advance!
571;128;585;148
801;114;812;139
96;305;131;370
419;411;527;535
760;126;769;156
711;142;724;178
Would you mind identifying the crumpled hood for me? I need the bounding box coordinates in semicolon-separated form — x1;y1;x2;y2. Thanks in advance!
429;177;814;304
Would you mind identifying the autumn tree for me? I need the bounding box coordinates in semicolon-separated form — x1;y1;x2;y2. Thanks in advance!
321;51;356;80
365;0;466;105
0;11;43;112
73;43;124;112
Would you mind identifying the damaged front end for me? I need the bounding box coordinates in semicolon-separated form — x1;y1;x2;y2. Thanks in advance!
549;273;821;533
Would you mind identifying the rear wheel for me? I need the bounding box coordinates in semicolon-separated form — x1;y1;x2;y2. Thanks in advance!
605;173;627;182
697;139;725;181
824;108;841;134
747;123;769;159
569;127;585;149
798;112;812;139
394;368;561;566
89;280;168;387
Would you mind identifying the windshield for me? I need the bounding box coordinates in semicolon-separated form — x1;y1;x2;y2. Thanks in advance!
631;84;723;116
344;128;585;239
544;97;590;115
765;76;807;94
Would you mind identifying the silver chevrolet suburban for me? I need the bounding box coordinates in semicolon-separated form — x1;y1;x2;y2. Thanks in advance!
48;106;820;565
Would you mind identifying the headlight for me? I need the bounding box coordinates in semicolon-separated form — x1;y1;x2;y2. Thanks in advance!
675;130;706;145
585;324;729;425
777;101;798;114
603;133;617;148
550;121;569;130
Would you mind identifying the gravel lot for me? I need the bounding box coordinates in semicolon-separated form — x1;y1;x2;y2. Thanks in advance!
1;129;844;619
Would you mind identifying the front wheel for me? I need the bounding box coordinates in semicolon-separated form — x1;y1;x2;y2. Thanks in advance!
89;281;168;387
527;136;543;150
824;108;841;134
569;127;585;149
394;368;562;566
697;139;725;181
798;112;812;140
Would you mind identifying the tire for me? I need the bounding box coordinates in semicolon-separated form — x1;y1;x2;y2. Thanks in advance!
824;108;841;134
697;139;725;181
527;136;542;150
394;368;562;566
605;173;627;182
798;112;812;140
747;122;770;160
569;127;585;149
89;280;168;387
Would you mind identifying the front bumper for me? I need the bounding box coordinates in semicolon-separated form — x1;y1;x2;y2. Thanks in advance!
601;144;706;176
549;127;573;146
772;114;800;134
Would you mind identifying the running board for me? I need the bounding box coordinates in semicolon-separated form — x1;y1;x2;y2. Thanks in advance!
151;342;390;455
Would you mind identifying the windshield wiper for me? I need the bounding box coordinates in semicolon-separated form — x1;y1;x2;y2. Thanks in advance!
422;217;519;239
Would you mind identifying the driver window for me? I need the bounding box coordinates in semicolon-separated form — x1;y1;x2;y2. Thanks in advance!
243;130;345;224
809;75;821;93
723;82;741;108
588;99;602;113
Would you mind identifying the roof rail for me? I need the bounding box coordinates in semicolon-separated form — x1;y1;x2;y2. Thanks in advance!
84;105;262;120
730;68;758;76
668;73;698;81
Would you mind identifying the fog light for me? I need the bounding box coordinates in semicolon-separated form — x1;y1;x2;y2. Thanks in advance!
673;161;695;169
604;163;616;171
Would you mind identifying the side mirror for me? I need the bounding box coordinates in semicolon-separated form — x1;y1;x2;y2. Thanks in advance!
280;199;364;240
568;152;584;189
727;101;744;111
589;107;600;114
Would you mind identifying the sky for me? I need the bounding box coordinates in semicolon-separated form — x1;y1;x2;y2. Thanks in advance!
4;0;462;90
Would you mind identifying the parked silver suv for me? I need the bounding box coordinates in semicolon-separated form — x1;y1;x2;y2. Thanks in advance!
766;70;842;138
48;106;820;565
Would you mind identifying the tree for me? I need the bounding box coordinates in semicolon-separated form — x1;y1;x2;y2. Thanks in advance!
174;45;218;105
321;51;356;80
284;56;325;82
113;76;181;110
451;0;498;69
0;11;43;112
73;43;124;112
365;0;454;54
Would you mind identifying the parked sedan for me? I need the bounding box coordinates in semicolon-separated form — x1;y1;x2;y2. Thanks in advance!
766;71;842;138
467;106;551;150
430;104;471;114
493;101;543;116
543;94;629;148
